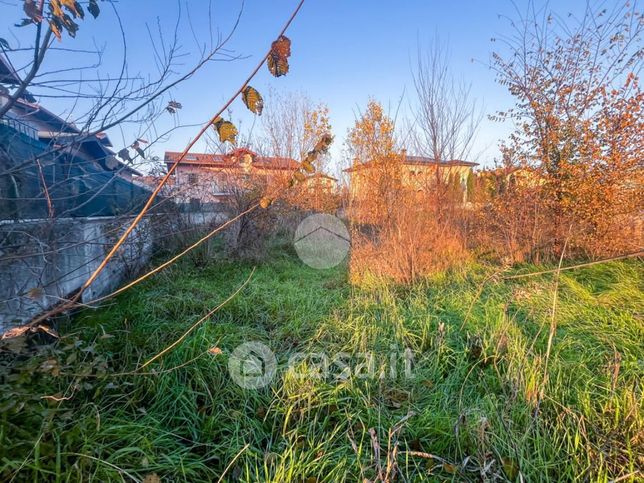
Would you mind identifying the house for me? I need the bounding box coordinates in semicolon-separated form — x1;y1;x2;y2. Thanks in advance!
306;172;338;193
344;151;478;202
0;55;149;219
476;166;541;198
0;95;148;218
164;148;303;207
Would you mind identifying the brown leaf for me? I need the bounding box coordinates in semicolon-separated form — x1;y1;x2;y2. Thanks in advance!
87;0;100;18
59;13;79;37
132;141;145;159
49;19;62;40
259;196;272;209
15;18;34;28
208;346;222;356
303;150;317;165
49;0;63;18
23;0;42;23
27;287;44;299
442;463;458;474
60;0;83;19
166;100;182;114
212;117;237;144
242;86;264;115
293;171;306;183
142;474;161;483
39;358;61;376
267;56;289;77
267;35;291;77
117;148;132;163
272;35;291;58
314;133;334;153
301;160;315;174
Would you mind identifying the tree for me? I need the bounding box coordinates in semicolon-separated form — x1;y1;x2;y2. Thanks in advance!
258;90;336;212
345;100;402;224
410;37;483;206
346;100;467;283
492;1;643;257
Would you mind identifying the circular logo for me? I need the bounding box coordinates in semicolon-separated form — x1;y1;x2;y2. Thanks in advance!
293;214;350;269
228;342;277;389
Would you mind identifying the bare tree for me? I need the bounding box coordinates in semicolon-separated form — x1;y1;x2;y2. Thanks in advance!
259;90;331;163
410;38;483;191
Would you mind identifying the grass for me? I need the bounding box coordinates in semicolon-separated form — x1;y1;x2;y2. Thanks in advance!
0;242;642;482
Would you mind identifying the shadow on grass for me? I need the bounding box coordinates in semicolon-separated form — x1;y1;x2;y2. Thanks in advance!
1;254;641;481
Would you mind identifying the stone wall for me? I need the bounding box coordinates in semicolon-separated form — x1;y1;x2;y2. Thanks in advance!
0;211;227;332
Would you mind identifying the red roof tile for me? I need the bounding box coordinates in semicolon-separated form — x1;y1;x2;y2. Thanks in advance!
164;149;299;170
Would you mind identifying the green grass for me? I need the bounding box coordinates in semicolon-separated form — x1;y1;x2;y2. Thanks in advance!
1;246;642;482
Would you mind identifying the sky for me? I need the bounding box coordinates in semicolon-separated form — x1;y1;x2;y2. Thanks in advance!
1;0;587;174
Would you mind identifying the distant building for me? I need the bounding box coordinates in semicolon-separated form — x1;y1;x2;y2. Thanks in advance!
344;152;478;202
164;148;332;206
0;56;149;219
305;172;338;194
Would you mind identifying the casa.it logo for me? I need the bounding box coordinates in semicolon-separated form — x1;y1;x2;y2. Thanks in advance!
227;342;277;389
293;213;351;269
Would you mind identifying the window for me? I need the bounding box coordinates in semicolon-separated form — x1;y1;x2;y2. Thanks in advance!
187;173;199;185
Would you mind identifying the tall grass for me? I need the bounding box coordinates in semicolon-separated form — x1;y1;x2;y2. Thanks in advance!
1;246;641;481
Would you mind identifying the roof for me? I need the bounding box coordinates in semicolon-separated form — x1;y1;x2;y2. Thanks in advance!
164;148;300;171
344;154;478;173
0;54;37;102
5;96;140;176
133;175;172;189
0;54;22;86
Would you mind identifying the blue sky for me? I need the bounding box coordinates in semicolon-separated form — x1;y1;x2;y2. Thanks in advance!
1;0;586;172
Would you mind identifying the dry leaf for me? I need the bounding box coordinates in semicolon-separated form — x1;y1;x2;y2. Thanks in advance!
27;287;44;299
314;133;334;153
301;160;315;173
87;0;100;18
23;0;42;23
142;474;161;483
502;457;519;481
166;100;182;114
213;117;237;144
267;35;291;77
242;86;264;115
442;463;457;474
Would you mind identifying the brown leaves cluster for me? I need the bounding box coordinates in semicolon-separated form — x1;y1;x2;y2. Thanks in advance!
486;4;644;261
267;35;291;77
19;0;100;40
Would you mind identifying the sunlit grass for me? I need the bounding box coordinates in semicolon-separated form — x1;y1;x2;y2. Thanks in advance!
1;247;642;481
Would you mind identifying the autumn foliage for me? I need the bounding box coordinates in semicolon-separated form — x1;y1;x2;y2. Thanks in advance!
347;4;642;282
346;101;468;283
482;2;643;261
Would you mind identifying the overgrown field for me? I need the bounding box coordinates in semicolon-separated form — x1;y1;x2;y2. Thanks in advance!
1;244;642;481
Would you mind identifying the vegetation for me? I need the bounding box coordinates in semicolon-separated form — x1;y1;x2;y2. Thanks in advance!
1;2;641;482
1;245;641;481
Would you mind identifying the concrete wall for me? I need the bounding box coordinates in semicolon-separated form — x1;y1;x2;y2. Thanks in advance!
0;211;227;332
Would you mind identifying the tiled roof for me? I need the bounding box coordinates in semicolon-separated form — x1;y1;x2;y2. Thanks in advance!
164;149;299;170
